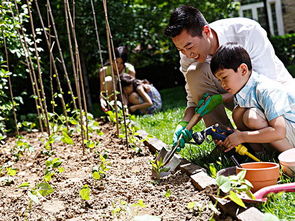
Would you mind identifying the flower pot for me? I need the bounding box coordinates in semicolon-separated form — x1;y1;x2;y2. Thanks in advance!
278;148;295;177
236;162;280;192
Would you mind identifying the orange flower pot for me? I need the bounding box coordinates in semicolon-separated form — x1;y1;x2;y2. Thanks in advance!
236;162;280;192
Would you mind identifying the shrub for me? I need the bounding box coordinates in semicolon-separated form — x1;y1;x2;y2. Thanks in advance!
270;33;295;66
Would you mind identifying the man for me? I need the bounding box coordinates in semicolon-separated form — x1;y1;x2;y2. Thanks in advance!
164;5;293;148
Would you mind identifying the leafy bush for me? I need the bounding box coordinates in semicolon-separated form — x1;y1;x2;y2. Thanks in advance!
270;34;295;67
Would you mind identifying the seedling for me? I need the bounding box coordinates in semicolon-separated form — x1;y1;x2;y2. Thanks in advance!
150;157;170;180
18;182;54;217
92;154;110;180
215;170;255;208
44;158;64;182
79;184;91;200
111;199;148;219
163;189;172;198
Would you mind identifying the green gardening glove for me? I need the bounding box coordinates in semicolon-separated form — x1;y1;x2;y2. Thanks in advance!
173;121;193;151
195;94;223;117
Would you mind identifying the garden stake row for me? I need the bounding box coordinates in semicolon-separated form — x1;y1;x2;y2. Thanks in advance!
64;0;88;146
26;0;51;136
11;1;45;133
35;0;69;131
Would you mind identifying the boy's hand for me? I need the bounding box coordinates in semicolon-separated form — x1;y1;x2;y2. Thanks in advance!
223;130;244;152
173;121;192;151
195;94;222;116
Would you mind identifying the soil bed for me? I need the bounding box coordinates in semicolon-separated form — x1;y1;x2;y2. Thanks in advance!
0;121;214;220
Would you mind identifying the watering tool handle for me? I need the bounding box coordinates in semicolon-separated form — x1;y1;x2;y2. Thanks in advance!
208;129;227;141
186;113;202;131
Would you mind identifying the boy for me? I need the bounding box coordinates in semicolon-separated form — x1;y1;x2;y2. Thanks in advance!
210;42;295;153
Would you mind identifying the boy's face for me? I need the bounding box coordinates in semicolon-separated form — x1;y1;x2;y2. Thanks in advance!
215;64;248;95
172;28;211;63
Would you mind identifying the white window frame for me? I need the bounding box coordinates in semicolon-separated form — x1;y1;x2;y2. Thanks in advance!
238;0;284;35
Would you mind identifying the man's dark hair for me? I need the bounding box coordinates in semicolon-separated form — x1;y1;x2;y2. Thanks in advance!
164;5;208;38
210;42;252;75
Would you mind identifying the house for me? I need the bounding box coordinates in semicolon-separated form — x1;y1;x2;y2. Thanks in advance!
237;0;295;35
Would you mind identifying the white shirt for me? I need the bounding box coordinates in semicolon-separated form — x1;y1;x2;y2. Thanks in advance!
180;17;293;105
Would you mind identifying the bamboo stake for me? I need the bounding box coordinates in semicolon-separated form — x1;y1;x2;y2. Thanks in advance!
11;2;44;132
110;40;129;147
102;0;129;147
3;35;19;136
90;0;104;67
47;6;55;113
102;0;119;136
46;0;77;109
65;0;86;153
34;0;69;130
26;0;51;136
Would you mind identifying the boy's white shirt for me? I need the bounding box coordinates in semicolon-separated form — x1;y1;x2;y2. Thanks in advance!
179;17;293;106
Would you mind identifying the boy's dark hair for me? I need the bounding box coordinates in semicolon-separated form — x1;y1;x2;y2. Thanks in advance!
210;42;252;75
164;5;208;38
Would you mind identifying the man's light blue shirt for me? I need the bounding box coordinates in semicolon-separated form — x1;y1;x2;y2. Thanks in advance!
234;71;295;123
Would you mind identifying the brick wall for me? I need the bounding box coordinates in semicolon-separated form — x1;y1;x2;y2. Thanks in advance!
282;0;295;34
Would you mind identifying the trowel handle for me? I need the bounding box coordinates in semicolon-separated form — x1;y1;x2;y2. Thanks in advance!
186;113;201;130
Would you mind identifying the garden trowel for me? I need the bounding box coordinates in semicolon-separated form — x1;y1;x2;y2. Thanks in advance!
153;113;202;178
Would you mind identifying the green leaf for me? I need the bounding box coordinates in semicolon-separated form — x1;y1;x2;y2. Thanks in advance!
209;163;217;178
187;202;196;210
219;180;231;193
44;172;54;182
58;167;65;173
6;168;17;176
131;199;146;208
36;183;54;197
61;131;74;144
227;191;246;208
80;184;91;200
216;175;228;186
237;170;246;180
18;182;30;188
92;171;101;180
164;189;171;198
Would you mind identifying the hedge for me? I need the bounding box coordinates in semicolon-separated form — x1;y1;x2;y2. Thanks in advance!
270;33;295;66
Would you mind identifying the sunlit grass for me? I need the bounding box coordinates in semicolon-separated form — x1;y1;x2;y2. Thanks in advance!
258;192;295;220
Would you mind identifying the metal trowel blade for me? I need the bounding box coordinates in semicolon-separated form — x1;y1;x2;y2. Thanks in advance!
159;154;181;177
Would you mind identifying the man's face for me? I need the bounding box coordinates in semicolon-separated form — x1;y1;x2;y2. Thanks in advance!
172;28;211;63
215;66;246;95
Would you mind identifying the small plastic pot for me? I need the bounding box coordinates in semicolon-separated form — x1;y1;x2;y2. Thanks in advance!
278;148;295;177
236;162;280;192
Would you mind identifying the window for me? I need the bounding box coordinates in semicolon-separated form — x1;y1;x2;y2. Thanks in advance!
238;0;284;35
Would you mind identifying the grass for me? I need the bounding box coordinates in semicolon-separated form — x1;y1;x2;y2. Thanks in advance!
258;191;295;220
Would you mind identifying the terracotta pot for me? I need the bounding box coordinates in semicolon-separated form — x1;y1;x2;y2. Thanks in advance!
236;162;280;192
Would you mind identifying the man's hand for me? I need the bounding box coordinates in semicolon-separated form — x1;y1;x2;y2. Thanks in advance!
195;94;223;116
173;121;192;151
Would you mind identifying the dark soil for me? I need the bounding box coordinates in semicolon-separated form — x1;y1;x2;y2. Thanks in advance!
0;121;215;220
